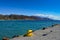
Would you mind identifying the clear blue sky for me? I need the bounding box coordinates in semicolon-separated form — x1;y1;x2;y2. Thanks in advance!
0;0;60;20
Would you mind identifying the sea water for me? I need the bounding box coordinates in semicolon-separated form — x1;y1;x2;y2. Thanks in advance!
0;20;60;40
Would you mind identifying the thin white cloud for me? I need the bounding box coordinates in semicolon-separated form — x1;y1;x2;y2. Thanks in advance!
33;14;60;20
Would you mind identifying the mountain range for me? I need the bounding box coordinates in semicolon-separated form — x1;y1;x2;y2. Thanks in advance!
0;14;52;20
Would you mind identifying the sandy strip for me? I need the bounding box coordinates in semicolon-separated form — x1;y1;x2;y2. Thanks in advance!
10;24;60;40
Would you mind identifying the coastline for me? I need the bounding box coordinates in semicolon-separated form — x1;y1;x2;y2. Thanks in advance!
0;19;49;20
9;24;60;40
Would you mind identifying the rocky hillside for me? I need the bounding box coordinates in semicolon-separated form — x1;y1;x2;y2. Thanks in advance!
0;14;51;20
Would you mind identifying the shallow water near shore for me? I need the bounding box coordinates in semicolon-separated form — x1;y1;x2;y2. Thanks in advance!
0;20;60;40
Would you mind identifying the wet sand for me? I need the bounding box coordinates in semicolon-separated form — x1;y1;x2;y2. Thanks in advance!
10;24;60;40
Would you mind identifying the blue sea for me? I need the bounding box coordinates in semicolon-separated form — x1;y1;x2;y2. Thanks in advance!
0;20;60;40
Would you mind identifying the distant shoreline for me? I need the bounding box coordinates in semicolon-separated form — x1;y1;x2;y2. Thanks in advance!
0;19;35;20
0;14;52;20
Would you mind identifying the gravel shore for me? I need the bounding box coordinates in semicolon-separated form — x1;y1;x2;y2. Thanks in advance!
10;24;60;40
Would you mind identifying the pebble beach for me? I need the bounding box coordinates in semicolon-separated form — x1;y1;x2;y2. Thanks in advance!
9;24;60;40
